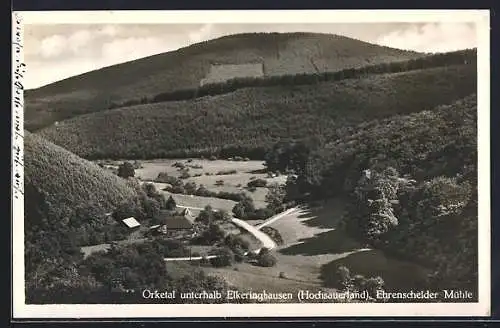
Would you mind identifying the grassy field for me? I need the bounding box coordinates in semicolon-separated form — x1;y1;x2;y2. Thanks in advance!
135;159;285;209
37;64;476;160
26;32;420;131
158;187;237;212
136;159;266;180
226;199;433;293
203;265;337;303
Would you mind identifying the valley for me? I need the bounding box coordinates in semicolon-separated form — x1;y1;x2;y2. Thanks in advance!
22;32;479;304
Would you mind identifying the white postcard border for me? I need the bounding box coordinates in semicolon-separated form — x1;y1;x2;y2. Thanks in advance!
12;9;491;318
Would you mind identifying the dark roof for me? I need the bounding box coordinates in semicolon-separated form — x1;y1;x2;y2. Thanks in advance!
165;216;193;230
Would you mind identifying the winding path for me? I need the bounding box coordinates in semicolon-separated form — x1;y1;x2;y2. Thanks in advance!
164;255;217;262
231;218;276;250
256;207;299;229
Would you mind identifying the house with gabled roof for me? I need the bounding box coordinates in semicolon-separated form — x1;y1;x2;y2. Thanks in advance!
155;210;195;238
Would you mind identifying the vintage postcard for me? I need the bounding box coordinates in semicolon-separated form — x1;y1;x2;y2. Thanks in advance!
12;9;491;318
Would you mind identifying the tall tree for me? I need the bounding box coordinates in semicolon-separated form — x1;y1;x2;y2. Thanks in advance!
117;162;135;179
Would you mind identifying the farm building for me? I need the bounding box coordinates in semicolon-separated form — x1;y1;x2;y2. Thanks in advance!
180;208;194;221
121;217;141;229
154;210;195;238
149;224;168;236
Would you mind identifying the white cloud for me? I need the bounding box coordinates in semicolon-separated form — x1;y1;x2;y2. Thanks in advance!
98;25;120;37
101;36;185;63
188;23;215;43
26;35;190;88
376;22;477;53
67;30;92;53
39;34;66;58
38;29;95;59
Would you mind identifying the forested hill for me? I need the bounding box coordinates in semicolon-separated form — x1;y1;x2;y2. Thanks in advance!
38;60;476;160
293;95;478;292
25;32;422;130
302;94;478;198
24;131;138;265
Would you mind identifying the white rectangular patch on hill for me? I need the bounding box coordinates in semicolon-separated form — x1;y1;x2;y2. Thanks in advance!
200;63;264;86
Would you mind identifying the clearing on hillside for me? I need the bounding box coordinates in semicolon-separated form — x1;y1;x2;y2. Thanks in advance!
134;159;285;208
200;63;264;86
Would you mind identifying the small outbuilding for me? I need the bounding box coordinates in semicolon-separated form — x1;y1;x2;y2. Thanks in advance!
121;217;141;229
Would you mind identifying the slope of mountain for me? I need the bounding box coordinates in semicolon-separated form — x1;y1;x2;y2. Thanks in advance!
303;94;477;196
24;131;143;297
37;63;476;160
25;32;423;130
24;131;137;234
299;95;477;292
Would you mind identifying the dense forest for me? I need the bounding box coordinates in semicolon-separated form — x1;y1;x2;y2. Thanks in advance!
38;62;476;160
275;95;478;294
302;95;477;197
26;32;421;131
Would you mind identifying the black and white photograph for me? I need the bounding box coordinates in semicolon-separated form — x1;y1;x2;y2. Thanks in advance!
12;10;490;318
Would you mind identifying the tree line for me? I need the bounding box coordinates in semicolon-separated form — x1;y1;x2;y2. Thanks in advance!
108;49;476;110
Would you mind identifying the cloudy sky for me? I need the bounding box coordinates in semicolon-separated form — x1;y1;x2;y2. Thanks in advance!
23;22;478;89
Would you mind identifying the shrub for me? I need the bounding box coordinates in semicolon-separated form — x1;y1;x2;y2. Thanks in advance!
165;196;177;211
261;226;284;245
168;185;185;194
247;178;267;188
180;171;191;179
200;224;225;245
209;247;234;267
252;208;275;220
257;252;277;267
117;162;135;179
155;173;180;185
216;169;238;175
172;162;185;169
224;234;251;251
